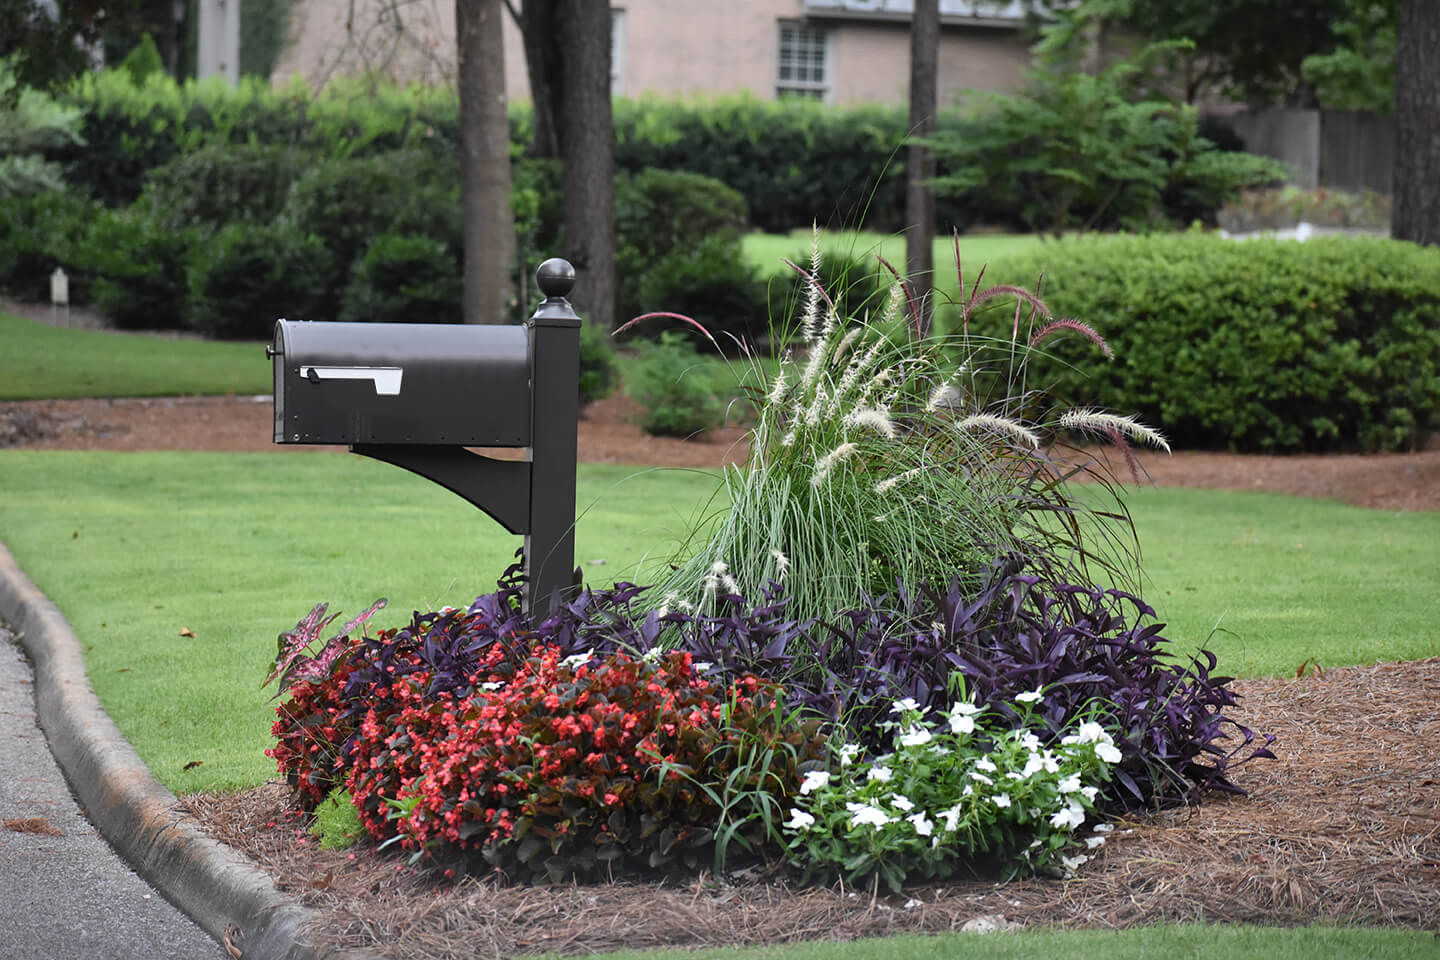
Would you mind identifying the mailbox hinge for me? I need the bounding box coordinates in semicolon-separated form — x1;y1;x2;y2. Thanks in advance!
350;444;531;535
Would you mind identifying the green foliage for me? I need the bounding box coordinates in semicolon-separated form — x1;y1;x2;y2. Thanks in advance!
240;0;296;80
579;320;619;406
615;168;768;343
1301;0;1397;113
280;149;460;321
623;333;728;438
138;142;316;230
929;48;1285;235
76;206;197;330
986;232;1440;452
0;60;85;197
339;233;461;325
185;220;331;339
117;33;166;84
613;95;910;234
786;698;1117;890
0;189;98;301
310;788;364;850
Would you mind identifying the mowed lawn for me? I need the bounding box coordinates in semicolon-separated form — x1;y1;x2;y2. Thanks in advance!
1;449;1435;795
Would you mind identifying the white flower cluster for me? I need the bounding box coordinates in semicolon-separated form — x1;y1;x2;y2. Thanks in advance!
782;689;1126;882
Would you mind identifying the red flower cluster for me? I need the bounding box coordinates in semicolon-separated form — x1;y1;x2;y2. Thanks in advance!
265;652;360;808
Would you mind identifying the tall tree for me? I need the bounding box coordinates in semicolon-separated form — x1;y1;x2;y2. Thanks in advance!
1392;0;1439;246
456;0;514;323
905;0;938;338
507;0;615;331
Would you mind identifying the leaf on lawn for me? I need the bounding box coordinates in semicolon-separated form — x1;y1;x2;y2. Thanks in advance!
183;760;203;771
4;817;62;836
179;627;196;638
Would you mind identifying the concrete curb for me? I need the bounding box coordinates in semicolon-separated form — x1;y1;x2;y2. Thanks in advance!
0;540;380;960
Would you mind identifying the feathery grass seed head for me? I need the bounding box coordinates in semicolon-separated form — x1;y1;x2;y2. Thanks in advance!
958;413;1041;449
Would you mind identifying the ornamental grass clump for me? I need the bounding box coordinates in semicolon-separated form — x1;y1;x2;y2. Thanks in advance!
644;233;1167;629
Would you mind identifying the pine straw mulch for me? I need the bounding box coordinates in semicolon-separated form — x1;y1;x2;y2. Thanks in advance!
182;658;1440;959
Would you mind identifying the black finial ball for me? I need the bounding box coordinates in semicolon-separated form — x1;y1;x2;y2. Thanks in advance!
536;258;576;299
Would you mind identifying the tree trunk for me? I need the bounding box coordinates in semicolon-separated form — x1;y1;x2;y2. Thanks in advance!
513;0;560;159
1393;0;1440;246
553;0;615;331
905;0;939;338
457;0;515;323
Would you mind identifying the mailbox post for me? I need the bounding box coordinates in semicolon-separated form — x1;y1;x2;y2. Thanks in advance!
269;259;583;614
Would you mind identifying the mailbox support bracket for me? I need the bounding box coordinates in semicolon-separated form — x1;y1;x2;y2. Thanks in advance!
351;444;531;535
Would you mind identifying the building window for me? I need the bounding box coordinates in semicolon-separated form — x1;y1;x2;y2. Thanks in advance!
776;21;828;100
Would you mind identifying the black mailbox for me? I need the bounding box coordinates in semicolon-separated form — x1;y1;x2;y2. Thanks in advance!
269;259;582;615
271;322;530;446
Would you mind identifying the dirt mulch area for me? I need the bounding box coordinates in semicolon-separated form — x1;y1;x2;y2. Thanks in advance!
4;392;1440;511
183;658;1440;959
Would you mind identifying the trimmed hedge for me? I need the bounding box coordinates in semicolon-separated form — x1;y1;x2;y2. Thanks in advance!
983;232;1440;453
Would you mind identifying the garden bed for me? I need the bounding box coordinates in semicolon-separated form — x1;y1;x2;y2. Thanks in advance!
184;657;1440;958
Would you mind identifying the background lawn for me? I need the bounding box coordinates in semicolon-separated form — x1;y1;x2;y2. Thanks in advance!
0;450;1434;794
570;924;1440;960
0;311;272;401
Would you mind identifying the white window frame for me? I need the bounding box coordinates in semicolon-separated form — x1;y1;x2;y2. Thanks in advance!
610;7;626;95
775;20;830;101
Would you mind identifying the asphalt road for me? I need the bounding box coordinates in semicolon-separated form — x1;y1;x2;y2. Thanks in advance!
0;626;228;960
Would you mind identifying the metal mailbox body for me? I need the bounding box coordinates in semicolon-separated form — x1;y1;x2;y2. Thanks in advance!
271;321;530;447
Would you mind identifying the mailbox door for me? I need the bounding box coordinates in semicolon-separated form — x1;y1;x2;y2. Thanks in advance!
273;321;531;446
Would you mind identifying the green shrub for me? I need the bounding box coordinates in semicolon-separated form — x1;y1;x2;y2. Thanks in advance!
0;60;85;198
623;332;727;438
615;168;768;344
76;207;196;330
138;142;316;230
985;232;1440;452
281;149;461;321
186;220;331;339
0;189;97;301
578;319;618;407
339;232;461;325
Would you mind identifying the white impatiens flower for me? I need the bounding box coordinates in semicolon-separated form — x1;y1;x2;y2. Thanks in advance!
1050;800;1087;831
1015;688;1044;704
847;804;896;829
890;794;915;812
938;804;963;833
837;743;861;766
992;792;1012;809
799;770;831;795
974;757;998;773
907;812;934;837
1020;731;1042;752
867;766;893;783
898;726;933;748
479;681;504;691
561;649;594;668
1057;773;1082;794
968;771;994;786
1095;741;1123;765
785;808;815;831
1080;786;1100;802
948;701;981;735
890;698;921;714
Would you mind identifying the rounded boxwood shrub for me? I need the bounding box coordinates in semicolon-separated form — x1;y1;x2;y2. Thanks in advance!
0;190;99;303
615;168;767;345
281;149;461;322
339;232;461;325
137;142;317;231
77;207;197;330
186;221;332;339
985;232;1440;452
623;331;726;438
